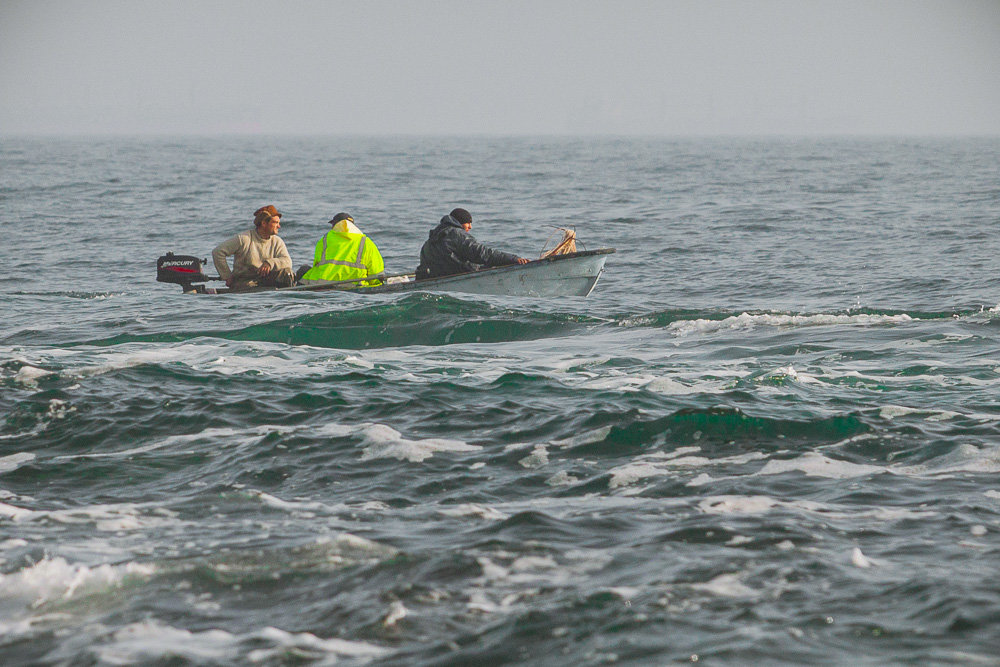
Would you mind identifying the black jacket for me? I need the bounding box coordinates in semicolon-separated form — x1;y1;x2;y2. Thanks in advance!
415;215;520;279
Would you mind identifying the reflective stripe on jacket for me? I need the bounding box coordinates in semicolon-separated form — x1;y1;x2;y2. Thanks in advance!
301;230;385;283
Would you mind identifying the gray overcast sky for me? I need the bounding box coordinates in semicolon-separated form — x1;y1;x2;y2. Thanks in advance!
2;0;999;136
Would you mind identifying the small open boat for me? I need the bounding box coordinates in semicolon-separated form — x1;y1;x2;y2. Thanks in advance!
157;248;615;298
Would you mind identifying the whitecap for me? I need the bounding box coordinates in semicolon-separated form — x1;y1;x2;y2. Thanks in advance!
96;620;390;664
0;499;180;532
249;490;328;513
545;470;580;486
382;601;408;627
13;365;51;386
850;546;876;568
0;452;35;474
699;496;779;515
880;404;960;421
358;423;479;462
608;461;674;489
757;452;885;479
767;365;821;384
667;311;913;337
0;501;34;521
0;557;154;607
691;573;757;598
250;626;392;661
438;504;509;521
518;445;550;468
551;425;613;448
609;450;767;488
895;443;1000;476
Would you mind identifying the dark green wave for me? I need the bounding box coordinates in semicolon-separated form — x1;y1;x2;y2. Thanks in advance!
53;296;991;351
75;293;605;349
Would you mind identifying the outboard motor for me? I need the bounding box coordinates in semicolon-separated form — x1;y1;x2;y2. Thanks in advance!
157;253;210;291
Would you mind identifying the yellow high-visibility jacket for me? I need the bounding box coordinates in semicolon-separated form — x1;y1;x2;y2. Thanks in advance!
301;230;384;285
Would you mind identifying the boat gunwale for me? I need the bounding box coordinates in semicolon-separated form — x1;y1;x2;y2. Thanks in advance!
196;248;616;296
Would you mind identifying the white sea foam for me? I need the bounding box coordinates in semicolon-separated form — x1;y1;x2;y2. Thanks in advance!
691;573;757;598
667;311;913;337
643;375;730;394
551;426;613;448
0;399;76;442
474;554;566;591
698;494;934;523
608;462;674;489
53;425;268;461
895;443;1000;476
609;450;767;488
0;502;34;520
757;452;885;479
382;601;408;627
0;452;35;473
0;499;180;532
250;626;393;661
0;557;154;607
686;473;717;487
545;470;580;486
359;423;479;462
699;496;781;515
519;445;550;468
251;490;328;513
93;620;392;665
343;355;375;369
850;547;878;568
313;533;398;560
469;549;610;607
879;404;961;421
54;420;473;465
438;504;509;521
13;365;51;386
766;365;821;384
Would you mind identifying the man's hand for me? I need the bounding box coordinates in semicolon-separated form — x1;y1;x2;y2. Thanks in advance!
516;257;530;264
225;276;234;288
257;262;272;276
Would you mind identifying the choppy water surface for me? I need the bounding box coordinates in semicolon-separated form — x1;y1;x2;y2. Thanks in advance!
2;136;1000;665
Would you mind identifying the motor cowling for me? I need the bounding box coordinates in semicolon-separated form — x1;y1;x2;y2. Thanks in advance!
157;253;209;285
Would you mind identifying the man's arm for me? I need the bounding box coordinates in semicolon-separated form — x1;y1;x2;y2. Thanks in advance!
364;239;385;276
212;235;241;281
456;233;522;267
268;237;293;272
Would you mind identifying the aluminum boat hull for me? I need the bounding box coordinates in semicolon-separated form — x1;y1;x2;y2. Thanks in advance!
194;249;615;297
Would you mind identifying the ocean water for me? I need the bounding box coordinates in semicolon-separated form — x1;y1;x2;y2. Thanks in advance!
2;135;1000;665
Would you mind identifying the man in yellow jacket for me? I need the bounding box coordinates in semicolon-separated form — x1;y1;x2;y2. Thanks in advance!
298;213;385;286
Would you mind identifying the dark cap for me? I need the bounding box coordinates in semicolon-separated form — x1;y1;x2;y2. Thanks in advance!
450;208;472;226
328;212;354;225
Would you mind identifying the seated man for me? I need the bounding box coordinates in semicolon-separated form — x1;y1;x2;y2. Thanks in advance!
212;205;295;289
415;208;528;280
298;212;385;286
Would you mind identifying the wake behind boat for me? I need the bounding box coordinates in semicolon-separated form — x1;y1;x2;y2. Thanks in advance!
156;248;615;298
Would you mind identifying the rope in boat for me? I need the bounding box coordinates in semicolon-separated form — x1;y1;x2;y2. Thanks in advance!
539;227;578;258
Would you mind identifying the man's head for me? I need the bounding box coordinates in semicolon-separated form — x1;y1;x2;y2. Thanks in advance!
329;212;362;234
254;205;282;238
450;208;472;231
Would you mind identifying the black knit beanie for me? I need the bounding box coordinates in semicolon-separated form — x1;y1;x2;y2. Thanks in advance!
450;208;472;226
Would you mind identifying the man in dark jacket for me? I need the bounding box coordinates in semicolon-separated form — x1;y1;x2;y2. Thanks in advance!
416;208;529;279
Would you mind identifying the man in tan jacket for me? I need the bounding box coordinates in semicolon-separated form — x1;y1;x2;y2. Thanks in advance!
212;205;294;289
